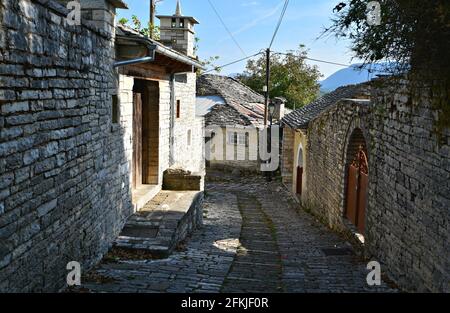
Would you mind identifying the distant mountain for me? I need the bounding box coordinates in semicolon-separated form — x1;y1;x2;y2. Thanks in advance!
227;73;241;79
320;63;394;93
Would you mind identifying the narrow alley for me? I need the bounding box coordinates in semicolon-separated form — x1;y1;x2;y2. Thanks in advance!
75;171;396;293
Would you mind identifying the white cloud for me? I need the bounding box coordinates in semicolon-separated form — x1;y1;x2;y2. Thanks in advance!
217;0;285;44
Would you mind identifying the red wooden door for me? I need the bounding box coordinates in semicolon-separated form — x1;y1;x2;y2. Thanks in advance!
133;93;143;190
296;167;303;195
345;164;358;224
345;146;368;234
357;172;368;233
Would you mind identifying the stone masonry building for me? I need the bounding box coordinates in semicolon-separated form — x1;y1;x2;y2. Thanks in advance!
196;74;287;172
0;0;204;292
281;78;449;292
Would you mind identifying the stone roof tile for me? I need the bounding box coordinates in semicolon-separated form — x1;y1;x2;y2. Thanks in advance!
197;74;265;127
282;83;371;129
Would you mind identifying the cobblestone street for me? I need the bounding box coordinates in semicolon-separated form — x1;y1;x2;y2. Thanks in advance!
78;172;395;293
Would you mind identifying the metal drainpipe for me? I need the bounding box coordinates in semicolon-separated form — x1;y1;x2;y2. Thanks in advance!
113;40;157;68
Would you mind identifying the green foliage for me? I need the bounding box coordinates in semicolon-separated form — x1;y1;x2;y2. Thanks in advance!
118;18;129;26
198;56;221;76
118;15;160;40
323;0;450;78
236;46;322;109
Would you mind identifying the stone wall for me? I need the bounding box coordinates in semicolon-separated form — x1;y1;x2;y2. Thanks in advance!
303;79;449;292
172;73;205;175
281;127;295;187
367;79;449;292
0;0;132;291
305;99;372;230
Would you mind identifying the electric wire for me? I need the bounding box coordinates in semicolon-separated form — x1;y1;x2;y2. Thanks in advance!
207;0;248;57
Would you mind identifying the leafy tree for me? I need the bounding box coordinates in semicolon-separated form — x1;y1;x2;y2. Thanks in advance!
117;15;160;39
118;18;129;26
236;46;322;109
323;0;450;79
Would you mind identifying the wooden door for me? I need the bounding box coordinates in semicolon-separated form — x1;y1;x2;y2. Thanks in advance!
296;166;303;195
345;146;368;234
345;164;358;224
357;171;368;233
133;93;143;190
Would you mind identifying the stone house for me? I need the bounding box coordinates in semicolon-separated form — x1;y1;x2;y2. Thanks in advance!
281;84;370;201
0;0;204;292
280;79;449;292
196;74;286;171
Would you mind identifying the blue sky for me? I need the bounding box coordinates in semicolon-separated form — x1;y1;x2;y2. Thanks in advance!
117;0;361;79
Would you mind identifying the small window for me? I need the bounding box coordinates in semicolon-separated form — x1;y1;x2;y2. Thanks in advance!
179;18;185;28
112;95;119;124
227;132;247;146
238;134;247;146
171;18;177;28
227;132;236;145
176;100;181;118
187;129;192;146
175;74;187;83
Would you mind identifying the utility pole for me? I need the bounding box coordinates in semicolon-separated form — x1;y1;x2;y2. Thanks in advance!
264;48;271;180
150;0;155;39
264;48;270;126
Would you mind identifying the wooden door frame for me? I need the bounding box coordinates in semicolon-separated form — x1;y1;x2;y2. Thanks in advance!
132;92;143;190
132;79;160;189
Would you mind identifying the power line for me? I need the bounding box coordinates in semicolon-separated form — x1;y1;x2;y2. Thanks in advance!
305;57;350;67
203;51;263;74
269;0;290;49
207;0;248;57
273;51;351;67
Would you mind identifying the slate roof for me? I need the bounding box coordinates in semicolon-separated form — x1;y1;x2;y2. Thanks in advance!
282;84;371;130
204;105;253;127
197;74;265;127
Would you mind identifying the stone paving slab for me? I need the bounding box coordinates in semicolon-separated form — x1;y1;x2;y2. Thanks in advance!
70;171;398;293
73;191;241;293
212;173;397;293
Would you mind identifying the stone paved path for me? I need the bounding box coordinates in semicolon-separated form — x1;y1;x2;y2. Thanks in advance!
76;171;396;293
79;191;242;293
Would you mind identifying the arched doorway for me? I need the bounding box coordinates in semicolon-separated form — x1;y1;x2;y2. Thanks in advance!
296;144;304;196
344;129;368;234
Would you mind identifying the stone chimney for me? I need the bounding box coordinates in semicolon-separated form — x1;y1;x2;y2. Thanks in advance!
272;97;286;121
157;0;199;57
57;0;128;35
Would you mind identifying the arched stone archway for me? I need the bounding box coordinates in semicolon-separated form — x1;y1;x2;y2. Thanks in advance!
296;144;304;196
344;128;369;234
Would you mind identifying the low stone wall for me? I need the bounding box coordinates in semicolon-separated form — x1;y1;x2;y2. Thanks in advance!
171;192;203;250
208;160;260;173
0;0;132;292
163;169;204;191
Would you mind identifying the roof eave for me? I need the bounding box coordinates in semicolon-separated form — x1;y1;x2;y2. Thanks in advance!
115;26;204;70
109;0;128;9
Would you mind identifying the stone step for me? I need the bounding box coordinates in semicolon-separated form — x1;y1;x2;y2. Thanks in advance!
113;190;204;258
